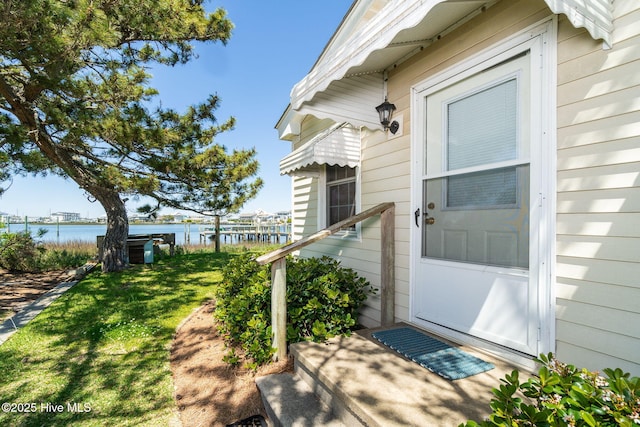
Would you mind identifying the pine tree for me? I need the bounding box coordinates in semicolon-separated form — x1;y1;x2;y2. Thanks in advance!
0;0;263;271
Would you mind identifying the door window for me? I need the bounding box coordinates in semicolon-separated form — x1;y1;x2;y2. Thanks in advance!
447;78;518;170
421;55;530;269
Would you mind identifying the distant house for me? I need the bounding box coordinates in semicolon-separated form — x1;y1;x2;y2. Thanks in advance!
50;212;81;222
238;212;258;222
278;0;639;375
128;213;153;222
237;210;270;222
274;211;292;222
168;212;189;223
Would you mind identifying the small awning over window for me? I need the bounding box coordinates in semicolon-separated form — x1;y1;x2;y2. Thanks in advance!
280;123;360;176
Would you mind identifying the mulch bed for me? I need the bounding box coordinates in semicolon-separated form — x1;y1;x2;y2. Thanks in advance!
170;300;293;426
0;269;76;322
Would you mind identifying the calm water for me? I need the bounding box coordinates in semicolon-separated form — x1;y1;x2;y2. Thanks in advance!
1;222;287;246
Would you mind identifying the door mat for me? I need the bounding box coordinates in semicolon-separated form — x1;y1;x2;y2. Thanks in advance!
371;327;494;380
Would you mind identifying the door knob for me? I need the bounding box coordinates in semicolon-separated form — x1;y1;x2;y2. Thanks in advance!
425;216;435;225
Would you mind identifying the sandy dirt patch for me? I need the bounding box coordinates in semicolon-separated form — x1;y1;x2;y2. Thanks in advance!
170;300;293;426
0;269;76;322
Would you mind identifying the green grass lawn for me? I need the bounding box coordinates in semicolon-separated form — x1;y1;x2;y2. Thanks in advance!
0;251;229;427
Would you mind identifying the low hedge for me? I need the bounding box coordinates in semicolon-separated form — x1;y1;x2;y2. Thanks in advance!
214;252;375;367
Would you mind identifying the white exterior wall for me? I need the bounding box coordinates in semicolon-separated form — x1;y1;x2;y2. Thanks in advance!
289;118;335;241
555;1;640;375
287;0;639;374
297;125;409;327
294;0;553;329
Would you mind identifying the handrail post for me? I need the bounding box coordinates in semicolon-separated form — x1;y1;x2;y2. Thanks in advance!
271;257;287;361
380;204;395;326
256;202;396;360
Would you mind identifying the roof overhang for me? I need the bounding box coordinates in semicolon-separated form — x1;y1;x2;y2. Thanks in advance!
277;0;613;139
291;0;496;111
279;123;360;176
276;72;384;140
279;0;503;138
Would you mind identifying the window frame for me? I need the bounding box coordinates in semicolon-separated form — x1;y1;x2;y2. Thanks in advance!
318;164;361;238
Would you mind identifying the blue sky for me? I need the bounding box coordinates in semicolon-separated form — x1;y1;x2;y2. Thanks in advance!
0;1;352;218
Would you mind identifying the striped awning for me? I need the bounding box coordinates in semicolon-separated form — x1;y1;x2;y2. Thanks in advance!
280;123;360;175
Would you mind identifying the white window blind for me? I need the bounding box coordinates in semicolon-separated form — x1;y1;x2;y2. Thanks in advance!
447;78;517;171
444;78;518;209
447;167;517;208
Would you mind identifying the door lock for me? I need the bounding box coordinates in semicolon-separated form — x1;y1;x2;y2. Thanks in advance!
425;202;435;225
416;207;436;226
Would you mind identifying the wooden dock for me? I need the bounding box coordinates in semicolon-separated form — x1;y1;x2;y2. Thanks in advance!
198;223;290;244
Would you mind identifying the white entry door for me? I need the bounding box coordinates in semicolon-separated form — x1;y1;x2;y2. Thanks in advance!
411;39;548;356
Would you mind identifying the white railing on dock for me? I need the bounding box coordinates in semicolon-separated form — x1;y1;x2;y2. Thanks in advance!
198;222;291;244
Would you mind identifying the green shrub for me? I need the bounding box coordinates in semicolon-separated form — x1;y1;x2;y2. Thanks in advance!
214;252;272;366
0;231;42;271
36;247;94;270
286;256;374;341
0;233;95;272
214;253;375;366
461;353;640;427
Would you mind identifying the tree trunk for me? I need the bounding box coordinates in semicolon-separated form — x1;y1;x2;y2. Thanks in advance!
96;189;129;272
214;215;221;253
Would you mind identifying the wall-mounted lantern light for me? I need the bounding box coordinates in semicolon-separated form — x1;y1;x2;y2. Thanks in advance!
375;99;399;134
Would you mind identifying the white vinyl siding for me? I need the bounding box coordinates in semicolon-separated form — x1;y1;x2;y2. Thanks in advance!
288;118;331;242
299;128;412;327
295;0;550;329
555;1;640;376
291;175;318;241
286;0;639;375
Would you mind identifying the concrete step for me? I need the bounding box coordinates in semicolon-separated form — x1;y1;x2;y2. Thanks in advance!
258;326;522;426
289;328;519;427
256;372;347;427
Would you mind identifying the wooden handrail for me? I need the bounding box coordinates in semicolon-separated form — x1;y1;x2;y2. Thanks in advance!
256;202;396;361
256;202;395;265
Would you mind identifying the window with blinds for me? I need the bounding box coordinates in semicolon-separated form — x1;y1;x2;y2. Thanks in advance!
326;165;356;226
444;78;519;209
